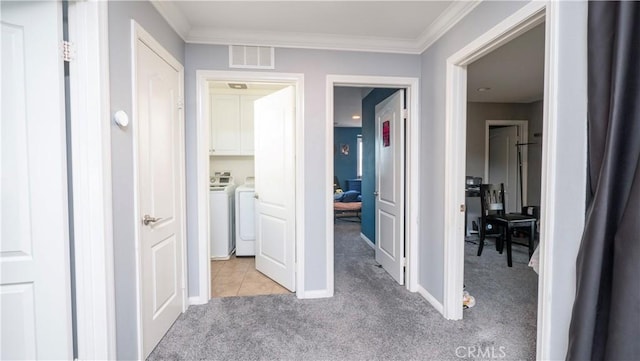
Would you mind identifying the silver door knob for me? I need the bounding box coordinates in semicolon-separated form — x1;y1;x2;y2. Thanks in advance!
143;214;162;225
254;193;260;200
373;191;379;196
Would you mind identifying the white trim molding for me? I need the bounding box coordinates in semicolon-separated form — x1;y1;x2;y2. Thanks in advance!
149;0;190;41
67;1;116;359
326;75;421;297
151;1;480;55
417;286;444;315
359;233;375;249
195;70;306;301
443;0;545;322
417;0;482;52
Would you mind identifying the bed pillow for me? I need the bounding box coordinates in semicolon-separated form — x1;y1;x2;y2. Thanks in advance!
341;190;361;203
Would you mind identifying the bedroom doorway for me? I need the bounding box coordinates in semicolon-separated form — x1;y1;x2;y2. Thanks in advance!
446;11;545;359
326;75;420;297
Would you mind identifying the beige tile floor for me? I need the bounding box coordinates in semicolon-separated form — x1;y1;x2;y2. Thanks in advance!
211;255;292;298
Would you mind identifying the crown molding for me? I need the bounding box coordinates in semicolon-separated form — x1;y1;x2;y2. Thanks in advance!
152;0;482;55
187;28;421;54
150;0;190;41
417;0;483;52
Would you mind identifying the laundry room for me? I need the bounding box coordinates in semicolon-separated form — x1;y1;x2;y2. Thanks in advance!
207;80;293;298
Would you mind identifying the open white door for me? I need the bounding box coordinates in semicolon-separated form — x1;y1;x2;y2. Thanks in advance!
488;125;520;212
135;34;185;358
374;90;405;285
1;1;73;359
254;86;296;292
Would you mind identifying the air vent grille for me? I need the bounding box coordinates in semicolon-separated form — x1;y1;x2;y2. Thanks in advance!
229;45;275;69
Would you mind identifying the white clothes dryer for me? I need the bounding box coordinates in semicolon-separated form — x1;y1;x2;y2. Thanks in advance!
235;178;255;256
210;175;236;259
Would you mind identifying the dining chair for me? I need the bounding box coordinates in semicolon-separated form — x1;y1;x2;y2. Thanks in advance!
478;183;537;267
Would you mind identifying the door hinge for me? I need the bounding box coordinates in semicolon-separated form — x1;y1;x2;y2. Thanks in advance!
460;204;466;212
402;109;408;119
402;257;407;267
177;101;184;110
62;41;75;62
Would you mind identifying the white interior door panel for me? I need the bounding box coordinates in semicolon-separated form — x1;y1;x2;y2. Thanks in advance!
1;2;73;359
374;90;405;285
254;86;296;291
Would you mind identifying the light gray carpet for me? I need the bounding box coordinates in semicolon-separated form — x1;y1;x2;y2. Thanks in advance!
148;222;537;360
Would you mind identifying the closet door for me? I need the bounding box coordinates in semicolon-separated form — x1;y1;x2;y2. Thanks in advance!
1;1;73;359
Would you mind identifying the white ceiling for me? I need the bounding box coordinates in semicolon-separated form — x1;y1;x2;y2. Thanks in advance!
467;23;545;103
152;1;480;54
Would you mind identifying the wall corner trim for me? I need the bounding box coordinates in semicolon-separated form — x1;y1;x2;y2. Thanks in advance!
417;285;445;315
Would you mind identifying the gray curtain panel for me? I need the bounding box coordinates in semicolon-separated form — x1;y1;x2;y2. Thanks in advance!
567;2;640;360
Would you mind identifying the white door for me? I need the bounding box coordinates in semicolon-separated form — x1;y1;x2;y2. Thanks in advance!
488;125;519;212
374;90;405;285
1;2;73;359
254;86;296;291
135;37;184;358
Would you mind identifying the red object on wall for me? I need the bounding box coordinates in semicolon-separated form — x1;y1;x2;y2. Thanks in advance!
382;120;390;147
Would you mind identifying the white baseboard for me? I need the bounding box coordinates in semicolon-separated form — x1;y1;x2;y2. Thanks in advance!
299;289;333;299
189;296;208;305
417;285;444;315
360;232;375;249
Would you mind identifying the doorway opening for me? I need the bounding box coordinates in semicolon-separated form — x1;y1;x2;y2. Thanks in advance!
332;87;406;289
195;71;305;303
326;75;420;299
462;22;544;358
444;4;547;359
207;81;293;298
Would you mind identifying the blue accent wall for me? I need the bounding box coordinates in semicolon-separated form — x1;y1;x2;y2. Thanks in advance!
334;127;361;190
361;88;400;243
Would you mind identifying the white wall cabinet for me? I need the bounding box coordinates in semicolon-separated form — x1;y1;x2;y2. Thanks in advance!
210;94;263;156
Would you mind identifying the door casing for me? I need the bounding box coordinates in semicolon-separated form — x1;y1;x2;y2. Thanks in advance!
326;75;420;299
194;70;305;302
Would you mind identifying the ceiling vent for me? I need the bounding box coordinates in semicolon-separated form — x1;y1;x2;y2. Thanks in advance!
229;45;275;69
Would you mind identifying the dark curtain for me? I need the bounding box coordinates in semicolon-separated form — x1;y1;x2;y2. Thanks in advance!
567;2;640;360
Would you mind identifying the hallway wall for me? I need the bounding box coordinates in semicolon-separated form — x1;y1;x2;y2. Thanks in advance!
108;1;185;358
184;45;420;295
418;1;587;359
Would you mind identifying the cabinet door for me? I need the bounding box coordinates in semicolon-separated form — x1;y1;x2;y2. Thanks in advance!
239;95;263;154
210;94;241;154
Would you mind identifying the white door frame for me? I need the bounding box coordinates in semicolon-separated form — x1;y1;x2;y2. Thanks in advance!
66;1;116;359
443;1;563;359
131;22;187;360
443;1;545;321
326;75;420;298
194;70;305;302
484;119;529;207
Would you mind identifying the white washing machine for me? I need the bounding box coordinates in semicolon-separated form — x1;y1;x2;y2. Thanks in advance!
235;177;255;256
210;173;236;259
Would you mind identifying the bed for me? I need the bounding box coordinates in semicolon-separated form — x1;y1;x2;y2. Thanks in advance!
334;190;362;221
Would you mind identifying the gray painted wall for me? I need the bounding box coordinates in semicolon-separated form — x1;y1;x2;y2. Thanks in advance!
465;102;527;230
419;1;587;359
185;45;420;294
418;0;532;305
108;1;185;358
464;101;542;228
